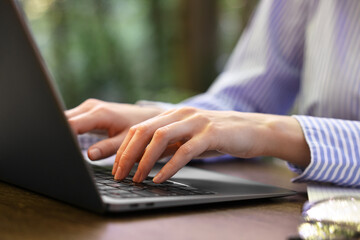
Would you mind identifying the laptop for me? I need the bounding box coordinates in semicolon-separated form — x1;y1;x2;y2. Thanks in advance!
0;0;295;213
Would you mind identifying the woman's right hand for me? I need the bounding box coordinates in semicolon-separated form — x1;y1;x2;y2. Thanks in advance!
65;99;164;161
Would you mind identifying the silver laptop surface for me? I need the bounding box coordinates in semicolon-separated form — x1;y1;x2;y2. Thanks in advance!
0;0;295;213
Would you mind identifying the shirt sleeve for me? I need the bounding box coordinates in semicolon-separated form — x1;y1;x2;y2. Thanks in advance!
180;0;309;114
292;115;360;188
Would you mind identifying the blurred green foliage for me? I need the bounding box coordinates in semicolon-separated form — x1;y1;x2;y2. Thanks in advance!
20;0;257;109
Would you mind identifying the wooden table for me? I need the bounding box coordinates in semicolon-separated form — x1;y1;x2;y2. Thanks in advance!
0;158;307;240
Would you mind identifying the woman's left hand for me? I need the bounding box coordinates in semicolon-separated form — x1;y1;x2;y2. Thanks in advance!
112;107;310;183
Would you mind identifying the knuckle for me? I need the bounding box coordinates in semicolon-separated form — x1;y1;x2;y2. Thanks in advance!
134;124;149;135
84;98;100;107
180;143;193;156
129;124;150;136
92;103;109;115
177;106;197;115
192;113;209;123
128;126;137;134
153;127;169;141
205;121;216;134
119;150;131;163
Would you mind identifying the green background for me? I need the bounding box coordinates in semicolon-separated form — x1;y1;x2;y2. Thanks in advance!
21;0;258;109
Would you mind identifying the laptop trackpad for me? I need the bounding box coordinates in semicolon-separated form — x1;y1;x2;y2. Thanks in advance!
148;163;294;196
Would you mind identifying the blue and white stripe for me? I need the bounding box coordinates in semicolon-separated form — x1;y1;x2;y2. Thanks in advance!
177;0;360;187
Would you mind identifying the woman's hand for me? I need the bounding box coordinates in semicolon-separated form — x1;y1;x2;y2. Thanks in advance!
66;99;164;160
112;107;311;183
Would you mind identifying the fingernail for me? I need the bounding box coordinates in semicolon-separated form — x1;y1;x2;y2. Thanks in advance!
153;172;163;183
89;148;101;160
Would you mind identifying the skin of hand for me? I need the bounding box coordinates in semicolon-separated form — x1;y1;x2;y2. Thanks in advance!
111;106;311;183
66;99;164;160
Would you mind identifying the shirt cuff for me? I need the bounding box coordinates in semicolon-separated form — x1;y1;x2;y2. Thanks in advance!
290;115;360;187
289;115;326;184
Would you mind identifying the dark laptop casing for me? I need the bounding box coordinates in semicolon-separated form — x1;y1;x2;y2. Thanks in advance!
0;0;104;213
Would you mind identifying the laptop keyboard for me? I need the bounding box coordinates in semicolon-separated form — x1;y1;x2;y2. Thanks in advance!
92;166;215;199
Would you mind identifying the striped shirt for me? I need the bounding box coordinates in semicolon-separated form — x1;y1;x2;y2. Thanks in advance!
173;0;360;187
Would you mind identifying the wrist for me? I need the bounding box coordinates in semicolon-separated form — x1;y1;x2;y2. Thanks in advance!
262;115;310;167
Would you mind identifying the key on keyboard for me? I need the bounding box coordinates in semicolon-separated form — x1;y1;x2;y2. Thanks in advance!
92;166;215;199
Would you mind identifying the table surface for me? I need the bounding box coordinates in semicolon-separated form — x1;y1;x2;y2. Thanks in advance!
0;158;308;240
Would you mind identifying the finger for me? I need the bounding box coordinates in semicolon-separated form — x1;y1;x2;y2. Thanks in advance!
65;98;101;118
87;133;127;160
112;124;181;175
68;113;101;134
112;128;136;175
133;120;197;183
153;136;209;183
68;109;116;134
113;114;179;179
114;109;197;180
114;128;152;180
